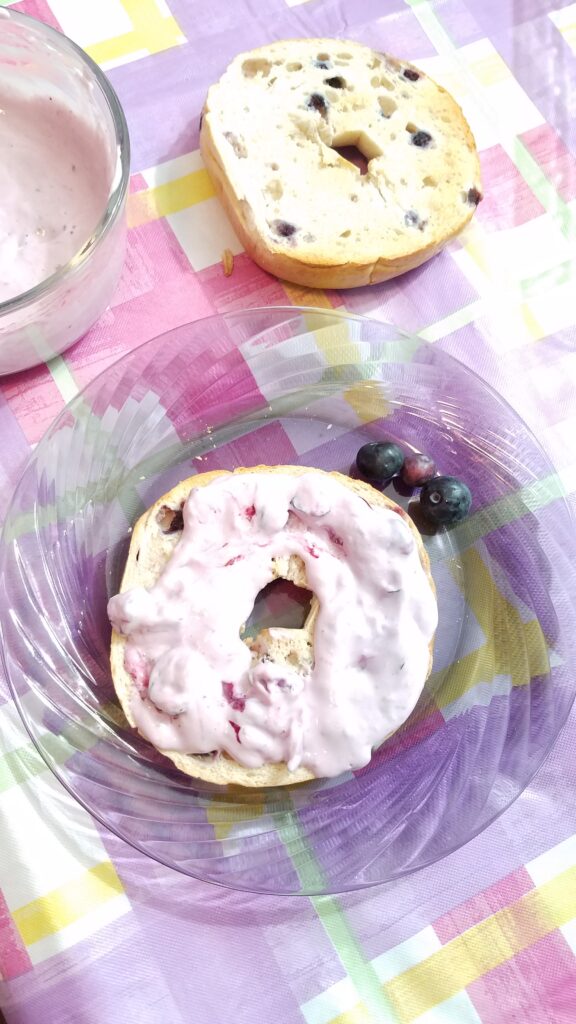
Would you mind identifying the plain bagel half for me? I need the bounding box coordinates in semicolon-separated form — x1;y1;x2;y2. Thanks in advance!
200;38;482;289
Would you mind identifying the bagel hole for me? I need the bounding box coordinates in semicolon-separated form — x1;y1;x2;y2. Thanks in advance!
331;130;382;166
244;579;313;635
332;144;369;174
157;504;184;534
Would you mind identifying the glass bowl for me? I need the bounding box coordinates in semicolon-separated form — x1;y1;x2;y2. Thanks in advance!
0;10;130;376
1;307;574;895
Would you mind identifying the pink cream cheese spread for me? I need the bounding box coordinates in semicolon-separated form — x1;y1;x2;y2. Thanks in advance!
0;92;111;301
108;472;438;778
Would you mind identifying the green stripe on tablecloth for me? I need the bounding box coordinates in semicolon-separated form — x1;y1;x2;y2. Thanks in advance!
47;354;80;403
521;259;575;299
0;738;65;793
6;379;347;545
418;299;485;342
274;800;397;1023
405;0;576;243
1;479;144;546
408;259;575;343
0;722;95;794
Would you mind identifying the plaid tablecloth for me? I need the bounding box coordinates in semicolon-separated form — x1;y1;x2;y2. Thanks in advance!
1;0;576;1021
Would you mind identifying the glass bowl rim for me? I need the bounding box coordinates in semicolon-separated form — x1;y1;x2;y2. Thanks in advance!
0;8;131;316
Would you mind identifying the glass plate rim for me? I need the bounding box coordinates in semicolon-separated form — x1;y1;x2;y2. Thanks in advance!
1;305;574;895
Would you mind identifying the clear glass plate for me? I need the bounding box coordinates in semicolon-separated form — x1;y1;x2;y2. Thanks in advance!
1;307;574;895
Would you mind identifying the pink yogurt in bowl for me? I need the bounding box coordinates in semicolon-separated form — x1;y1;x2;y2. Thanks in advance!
0;10;130;375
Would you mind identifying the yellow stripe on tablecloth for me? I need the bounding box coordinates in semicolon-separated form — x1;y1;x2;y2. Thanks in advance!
462;237;491;279
282;283;334;309
205;793;265;841
520;302;545;341
86;0;184;64
284;301;359;370
468;51;510;87
313;321;358;365
280;288;388;418
282;283;335;310
86;31;142;66
277;294;392;424
13;862;124;946
560;24;576;52
330;1004;372;1024
128;171;215;227
456;549;531;636
383;865;576;1023
120;0;184;47
431;617;549;710
341;382;390;423
549;9;576;55
427;548;549;708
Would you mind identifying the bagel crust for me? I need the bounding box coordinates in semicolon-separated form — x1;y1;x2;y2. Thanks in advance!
200;38;481;289
109;467;437;787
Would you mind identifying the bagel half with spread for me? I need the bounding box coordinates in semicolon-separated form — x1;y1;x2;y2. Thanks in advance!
200;38;482;289
108;467;438;787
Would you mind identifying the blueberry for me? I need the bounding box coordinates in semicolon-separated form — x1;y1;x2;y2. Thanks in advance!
308;93;328;115
420;476;471;524
325;76;345;88
273;220;297;238
403;68;420;81
467;187;483;206
356;441;405;482
401;453;437;487
411;130;432;148
404;210;427;231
